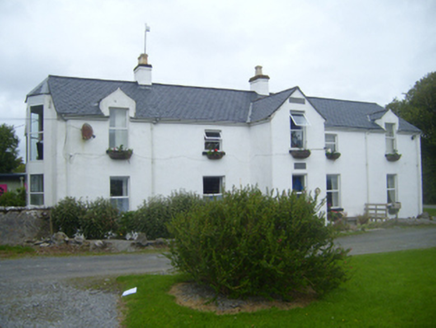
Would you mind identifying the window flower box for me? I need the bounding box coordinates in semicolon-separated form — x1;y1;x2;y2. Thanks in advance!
289;149;311;159
326;151;341;160
388;202;401;214
106;146;133;160
385;152;401;162
203;149;226;160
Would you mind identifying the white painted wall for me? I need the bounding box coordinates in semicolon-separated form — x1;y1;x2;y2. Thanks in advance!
25;90;423;218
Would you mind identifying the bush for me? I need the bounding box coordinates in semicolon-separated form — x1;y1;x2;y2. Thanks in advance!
167;186;350;300
132;190;204;240
51;197;86;237
0;188;26;207
80;198;119;239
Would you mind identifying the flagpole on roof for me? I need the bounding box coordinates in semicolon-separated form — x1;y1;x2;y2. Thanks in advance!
144;23;150;54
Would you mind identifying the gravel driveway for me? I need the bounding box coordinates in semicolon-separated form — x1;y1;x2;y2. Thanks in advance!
1;226;435;327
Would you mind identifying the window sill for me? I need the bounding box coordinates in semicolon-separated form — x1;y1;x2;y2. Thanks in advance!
202;151;226;160
289;149;311;159
106;150;133;160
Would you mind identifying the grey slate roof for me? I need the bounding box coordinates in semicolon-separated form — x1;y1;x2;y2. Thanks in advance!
308;97;421;133
250;88;297;122
26;75;420;132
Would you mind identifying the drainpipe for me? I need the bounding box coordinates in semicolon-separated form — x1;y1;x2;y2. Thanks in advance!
65;119;70;198
416;135;423;215
365;132;370;204
150;122;155;196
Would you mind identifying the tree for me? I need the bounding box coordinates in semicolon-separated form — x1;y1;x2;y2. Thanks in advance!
386;72;436;204
0;124;23;173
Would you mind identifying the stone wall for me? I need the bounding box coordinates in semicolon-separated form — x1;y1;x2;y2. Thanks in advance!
0;207;51;246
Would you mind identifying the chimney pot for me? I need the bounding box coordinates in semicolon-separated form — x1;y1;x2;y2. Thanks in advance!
134;53;152;85
249;65;270;96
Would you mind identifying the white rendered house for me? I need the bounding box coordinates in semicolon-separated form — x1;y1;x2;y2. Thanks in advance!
25;55;422;219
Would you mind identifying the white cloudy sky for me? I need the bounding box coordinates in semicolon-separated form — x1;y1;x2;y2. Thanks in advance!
0;0;435;159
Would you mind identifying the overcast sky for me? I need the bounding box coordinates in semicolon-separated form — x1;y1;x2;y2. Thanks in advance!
1;0;435;159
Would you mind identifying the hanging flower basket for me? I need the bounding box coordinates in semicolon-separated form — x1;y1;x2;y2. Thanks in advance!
289;149;311;159
385;153;401;162
203;150;226;160
106;148;133;160
326;152;341;160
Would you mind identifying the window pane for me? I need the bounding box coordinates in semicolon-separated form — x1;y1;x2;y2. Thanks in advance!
110;178;128;197
30;106;43;133
205;141;220;150
386;138;395;153
327;175;338;190
110;109;127;128
292;175;305;192
111;198;129;212
387;190;396;203
109;130;128;148
30;175;43;192
290;113;309;126
203;177;221;194
385;123;394;137
205;131;220;138
387;175;395;188
30;194;44;206
325;134;335;143
291;130;304;148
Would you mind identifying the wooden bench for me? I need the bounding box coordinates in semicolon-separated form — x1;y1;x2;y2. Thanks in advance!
365;203;388;222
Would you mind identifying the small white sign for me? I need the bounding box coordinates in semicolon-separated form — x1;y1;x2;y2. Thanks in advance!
122;287;137;297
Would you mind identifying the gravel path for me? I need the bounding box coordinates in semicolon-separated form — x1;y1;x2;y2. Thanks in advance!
0;280;119;328
1;226;435;327
0;253;171;328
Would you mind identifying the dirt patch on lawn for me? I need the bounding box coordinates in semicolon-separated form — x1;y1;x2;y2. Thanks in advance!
169;281;316;315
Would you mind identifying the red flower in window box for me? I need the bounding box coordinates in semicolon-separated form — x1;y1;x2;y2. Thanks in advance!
203;148;226;160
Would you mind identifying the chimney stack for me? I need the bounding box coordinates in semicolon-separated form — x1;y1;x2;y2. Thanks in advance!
134;54;152;85
249;65;270;96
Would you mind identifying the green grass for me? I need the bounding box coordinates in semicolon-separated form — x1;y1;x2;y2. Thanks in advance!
424;207;436;217
0;245;35;258
118;248;436;327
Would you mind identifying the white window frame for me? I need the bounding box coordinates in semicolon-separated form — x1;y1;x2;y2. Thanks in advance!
290;112;309;149
29;105;44;161
110;176;129;212
204;130;222;151
30;174;44;205
327;174;341;208
387;174;397;204
203;176;225;200
385;123;396;154
109;108;128;149
325;134;338;153
292;174;306;194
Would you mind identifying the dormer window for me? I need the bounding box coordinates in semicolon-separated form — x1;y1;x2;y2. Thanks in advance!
385;123;396;153
290;112;309;148
204;130;222;151
109;108;128;149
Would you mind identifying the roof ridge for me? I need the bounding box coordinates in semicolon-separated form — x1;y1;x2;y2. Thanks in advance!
308;96;380;106
48;75;256;94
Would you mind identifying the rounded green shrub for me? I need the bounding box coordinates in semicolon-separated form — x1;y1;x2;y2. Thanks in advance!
132;190;204;240
167;186;350;299
51;197;86;237
79;197;119;239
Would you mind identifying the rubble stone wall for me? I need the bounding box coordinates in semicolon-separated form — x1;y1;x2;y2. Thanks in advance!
0;207;52;246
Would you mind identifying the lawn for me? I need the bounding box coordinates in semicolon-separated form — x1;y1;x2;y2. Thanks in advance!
118;247;436;327
424;207;436;217
0;245;35;258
